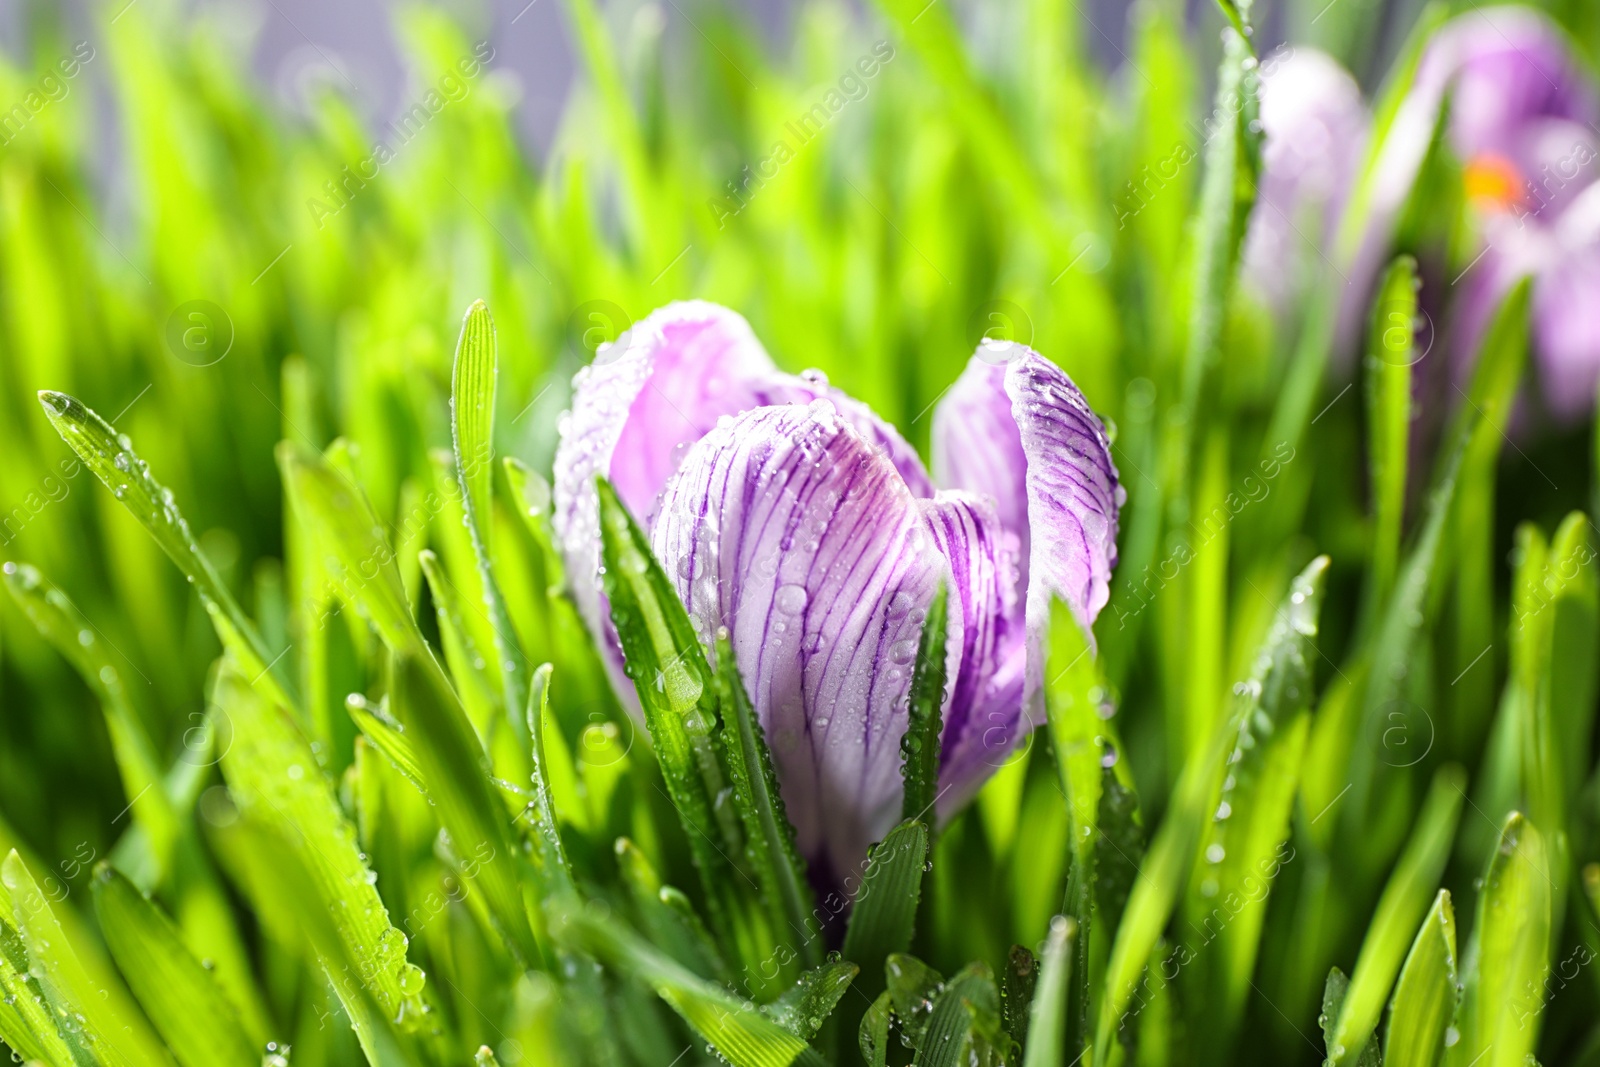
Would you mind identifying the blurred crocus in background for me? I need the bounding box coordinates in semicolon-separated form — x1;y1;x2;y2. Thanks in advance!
553;303;1121;879
1366;7;1600;420
1242;46;1371;335
1428;8;1600;421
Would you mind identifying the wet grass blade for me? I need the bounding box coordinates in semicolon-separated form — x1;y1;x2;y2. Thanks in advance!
1329;765;1465;1067
2;562;177;877
550;903;825;1067
344;693;427;791
1001;944;1038;1060
1459;812;1551;1067
1383;890;1458;1067
211;662;426;1027
763;961;859;1040
390;651;544;966
90;865;257;1067
1044;597;1118;1057
1099;558;1327;1059
278;441;422;655
2;850;174;1067
419;548;499;738
526;664;578;895
1177;25;1260;424
1022;916;1075;1067
36;391;293;709
1186;557;1326;1032
0;906;91;1066
615;838;727;982
1365;257;1418;612
913;962;1001;1067
450;300;528;739
714;630;821;968
860;990;893;1067
841;819;929;1003
900;584;948;834
595;477;749;945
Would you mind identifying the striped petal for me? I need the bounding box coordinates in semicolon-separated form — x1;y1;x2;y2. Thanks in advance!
920;493;1024;813
651;401;943;881
932;342;1123;723
553;301;931;648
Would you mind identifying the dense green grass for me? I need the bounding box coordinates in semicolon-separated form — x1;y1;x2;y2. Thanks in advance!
1;0;1599;1064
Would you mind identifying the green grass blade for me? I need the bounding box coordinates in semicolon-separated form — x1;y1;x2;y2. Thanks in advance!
1517;513;1596;918
595;477;750;943
714;631;821;969
1344;281;1532;841
1186;557;1326;1032
1022;916;1075;1067
0;910;88;1067
278;441;421;654
35;390;292;708
900;584;948;834
204;816;420;1067
2;850;174;1067
1044;596;1117;1057
550;903;824;1067
450;300;528;738
1099;555;1328;1059
1458;813;1551;1067
1329;765;1466;1067
390;651;545;966
2;562;177;877
763;960;859;1040
1383;890;1458;1067
615;838;727;982
841;819;929;1003
344;693;427;791
212;662;426;1027
90;865;256;1067
860;990;893;1067
1001;944;1038;1059
526;664;579;896
418;548;499;738
912;962;1001;1067
1177;25;1260;424
1365;257;1418;612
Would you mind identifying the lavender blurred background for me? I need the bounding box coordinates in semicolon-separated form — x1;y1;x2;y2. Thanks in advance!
0;0;1353;157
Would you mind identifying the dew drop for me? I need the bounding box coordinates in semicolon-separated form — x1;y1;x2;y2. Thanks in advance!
774;584;808;614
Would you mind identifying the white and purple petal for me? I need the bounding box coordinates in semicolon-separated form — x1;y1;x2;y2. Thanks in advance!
552;301;931;648
919;493;1024;814
650;401;944;882
932;343;1122;722
1242;48;1371;319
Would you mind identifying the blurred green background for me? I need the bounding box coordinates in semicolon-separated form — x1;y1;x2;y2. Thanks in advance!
2;0;1600;1061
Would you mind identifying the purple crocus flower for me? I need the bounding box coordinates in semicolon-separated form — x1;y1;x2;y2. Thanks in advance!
1376;7;1600;419
1242;47;1371;327
553;302;1121;879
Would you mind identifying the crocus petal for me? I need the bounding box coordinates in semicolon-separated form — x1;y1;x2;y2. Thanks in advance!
1431;7;1597;164
1242;48;1370;318
553;301;932;648
931;342;1122;725
651;401;944;882
1353;9;1596;367
1534;183;1600;420
919;493;1024;814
